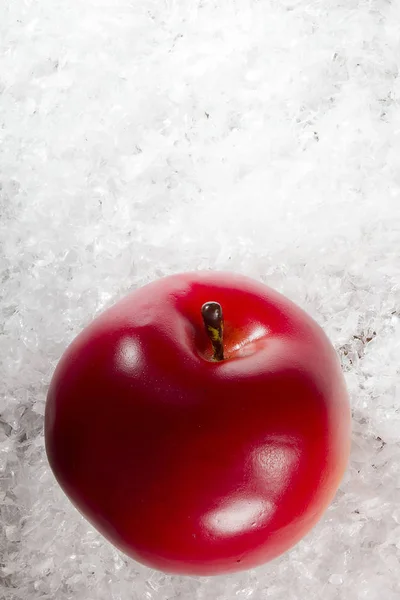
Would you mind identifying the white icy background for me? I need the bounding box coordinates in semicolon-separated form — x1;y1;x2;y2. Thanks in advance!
1;0;400;598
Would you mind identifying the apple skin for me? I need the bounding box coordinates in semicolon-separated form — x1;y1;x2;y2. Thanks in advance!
45;271;351;575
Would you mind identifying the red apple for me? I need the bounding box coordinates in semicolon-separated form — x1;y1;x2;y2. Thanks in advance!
45;271;351;575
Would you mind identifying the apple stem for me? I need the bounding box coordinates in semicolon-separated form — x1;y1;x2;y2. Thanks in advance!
201;301;224;361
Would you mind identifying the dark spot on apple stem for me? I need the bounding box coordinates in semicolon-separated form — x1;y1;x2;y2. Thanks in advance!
201;301;224;361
